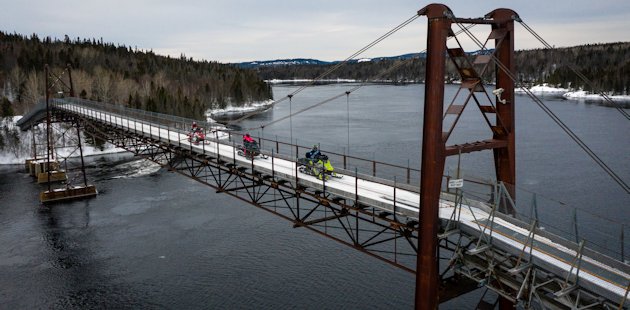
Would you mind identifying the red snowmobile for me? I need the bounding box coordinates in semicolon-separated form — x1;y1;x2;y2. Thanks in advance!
188;128;206;145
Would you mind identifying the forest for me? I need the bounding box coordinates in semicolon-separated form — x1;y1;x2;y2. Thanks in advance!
1;31;628;126
253;42;630;94
0;31;273;120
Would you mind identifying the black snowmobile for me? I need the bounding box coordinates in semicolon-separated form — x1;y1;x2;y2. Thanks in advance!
237;141;268;159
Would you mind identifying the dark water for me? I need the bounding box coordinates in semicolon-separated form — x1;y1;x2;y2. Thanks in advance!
1;84;628;309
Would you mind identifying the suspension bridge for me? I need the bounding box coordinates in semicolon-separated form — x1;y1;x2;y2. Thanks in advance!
15;3;629;309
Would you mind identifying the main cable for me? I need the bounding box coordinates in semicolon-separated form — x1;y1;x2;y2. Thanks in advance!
519;21;630;121
239;24;478;132
224;13;421;126
452;19;630;194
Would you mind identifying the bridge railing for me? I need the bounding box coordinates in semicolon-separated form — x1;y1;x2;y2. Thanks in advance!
52;97;627;263
56;97;222;135
504;183;629;262
220;129;494;192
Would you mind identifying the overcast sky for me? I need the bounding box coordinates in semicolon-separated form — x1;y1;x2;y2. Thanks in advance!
2;0;629;63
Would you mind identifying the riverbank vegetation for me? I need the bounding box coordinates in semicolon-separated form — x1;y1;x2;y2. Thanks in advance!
253;42;630;94
0;31;272;120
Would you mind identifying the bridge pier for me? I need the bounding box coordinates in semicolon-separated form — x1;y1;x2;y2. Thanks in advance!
36;64;97;204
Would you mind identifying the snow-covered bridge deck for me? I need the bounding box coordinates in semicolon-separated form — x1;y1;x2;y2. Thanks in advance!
19;98;629;307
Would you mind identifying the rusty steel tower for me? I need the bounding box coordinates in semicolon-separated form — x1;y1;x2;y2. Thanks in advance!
416;4;517;309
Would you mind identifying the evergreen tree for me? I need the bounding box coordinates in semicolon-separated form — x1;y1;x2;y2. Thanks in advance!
1;97;14;117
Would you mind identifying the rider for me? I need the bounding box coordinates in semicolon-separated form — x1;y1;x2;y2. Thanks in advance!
243;133;256;154
243;133;254;144
189;121;199;143
306;145;321;159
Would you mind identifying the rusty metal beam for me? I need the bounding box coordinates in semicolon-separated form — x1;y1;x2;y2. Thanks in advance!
445;139;508;156
416;4;452;310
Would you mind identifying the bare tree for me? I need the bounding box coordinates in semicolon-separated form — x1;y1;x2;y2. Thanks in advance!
92;66;113;102
7;67;27;102
21;71;43;112
72;69;93;99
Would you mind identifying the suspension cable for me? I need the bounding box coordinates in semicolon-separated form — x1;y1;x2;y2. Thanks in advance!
451;19;630;194
223;13;421;126
237;24;479;132
519;21;630;121
287;13;421;97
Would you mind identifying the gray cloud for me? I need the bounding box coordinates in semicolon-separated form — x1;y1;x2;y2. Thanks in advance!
1;0;628;62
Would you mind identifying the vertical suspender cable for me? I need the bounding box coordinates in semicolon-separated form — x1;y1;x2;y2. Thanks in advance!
241;24;478;133
288;94;293;158
346;91;351;156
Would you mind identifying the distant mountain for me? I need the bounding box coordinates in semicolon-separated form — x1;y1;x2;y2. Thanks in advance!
235;52;428;69
241;42;630;94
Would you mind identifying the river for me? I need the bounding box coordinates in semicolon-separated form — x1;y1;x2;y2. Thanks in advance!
1;83;628;309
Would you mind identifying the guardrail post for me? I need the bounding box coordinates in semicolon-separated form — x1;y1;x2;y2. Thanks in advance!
573;208;579;243
372;160;376;177
530;193;539;227
393;176;397;222
295;155;300;220
355;167;359;244
272;149;275;180
621;224;625;262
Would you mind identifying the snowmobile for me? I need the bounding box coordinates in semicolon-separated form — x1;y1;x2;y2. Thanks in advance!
237;141;268;159
297;154;342;180
187;128;207;145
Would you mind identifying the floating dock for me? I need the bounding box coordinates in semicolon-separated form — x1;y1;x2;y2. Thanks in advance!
36;170;68;184
40;185;98;204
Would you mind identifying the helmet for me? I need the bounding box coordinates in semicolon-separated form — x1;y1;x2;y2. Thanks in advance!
313;144;318;149
192;121;197;127
245;133;250;137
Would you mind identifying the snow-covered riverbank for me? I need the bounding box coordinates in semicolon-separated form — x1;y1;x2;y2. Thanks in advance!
0;116;126;165
207;99;275;122
515;84;630;106
563;90;630;103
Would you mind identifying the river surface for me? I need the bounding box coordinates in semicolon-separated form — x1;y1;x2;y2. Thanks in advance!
1;84;628;309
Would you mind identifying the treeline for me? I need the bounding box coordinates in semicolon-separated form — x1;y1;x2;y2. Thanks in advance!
254;42;630;94
0;31;272;119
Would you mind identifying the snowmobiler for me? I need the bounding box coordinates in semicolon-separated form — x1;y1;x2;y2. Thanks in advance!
305;145;321;159
298;146;341;180
188;125;206;145
237;134;268;159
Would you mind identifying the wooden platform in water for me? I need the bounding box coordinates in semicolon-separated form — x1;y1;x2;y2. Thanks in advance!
26;159;59;177
37;171;67;184
40;185;98;203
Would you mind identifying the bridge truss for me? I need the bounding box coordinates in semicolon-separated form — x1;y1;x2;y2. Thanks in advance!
38;102;628;310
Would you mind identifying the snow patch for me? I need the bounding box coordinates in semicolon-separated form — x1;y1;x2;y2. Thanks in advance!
515;83;569;98
265;78;358;84
207;99;275;122
563;90;630;102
